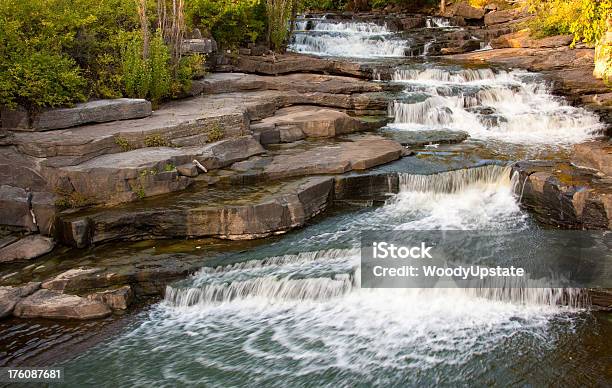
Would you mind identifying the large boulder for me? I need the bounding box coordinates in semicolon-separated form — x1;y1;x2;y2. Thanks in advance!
0;282;40;318
0;235;55;263
42;267;105;292
2;99;152;131
251;106;386;143
13;289;111;320
512;161;611;229
87;286;133;310
573;141;612;176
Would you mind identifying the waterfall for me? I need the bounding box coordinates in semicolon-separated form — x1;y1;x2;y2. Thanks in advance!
289;19;408;58
388;67;604;144
426;16;453;28
398;165;511;194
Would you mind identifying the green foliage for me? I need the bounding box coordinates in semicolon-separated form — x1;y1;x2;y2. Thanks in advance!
300;0;348;11
164;163;176;172
207;123;225;142
173;54;207;96
0;52;86;110
122;31;172;106
54;188;95;209
187;0;266;48
527;0;612;46
144;133;169;147
0;0;138;110
114;135;134;152
369;0;438;9
266;0;294;51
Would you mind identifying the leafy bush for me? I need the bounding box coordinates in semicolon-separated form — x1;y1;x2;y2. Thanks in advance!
527;0;612;46
301;0;349;11
187;0;267;48
0;0;138;110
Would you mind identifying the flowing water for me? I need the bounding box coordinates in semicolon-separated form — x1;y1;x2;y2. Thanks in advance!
59;18;611;386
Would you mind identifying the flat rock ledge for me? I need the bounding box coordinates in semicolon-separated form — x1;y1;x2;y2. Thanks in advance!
13;289;111;320
48;136;265;205
512;160;611;229
58;176;335;247
381;129;469;147
2;99;152;132
0;282;41;318
251;106;387;144
0;235;55;263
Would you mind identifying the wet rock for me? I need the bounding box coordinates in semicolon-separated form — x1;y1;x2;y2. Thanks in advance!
382;129;469;147
0;185;33;231
2;99;152;131
57;177;336;245
512;161;611;229
262;135;404;180
399;16;427;30
0;235;55;263
0;282;40;318
13;289;111;320
440;39;482;54
87;286;133;310
334;173;399;202
573;141;612;176
42;267;104;292
176;163;199;177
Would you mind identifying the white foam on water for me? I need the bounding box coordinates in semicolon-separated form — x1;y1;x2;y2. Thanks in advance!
289;20;408;57
389;68;603;145
64;166;587;386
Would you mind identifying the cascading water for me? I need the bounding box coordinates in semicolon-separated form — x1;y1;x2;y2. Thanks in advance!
388;67;604;146
60;17;608;385
289;18;408;57
63;165;595;386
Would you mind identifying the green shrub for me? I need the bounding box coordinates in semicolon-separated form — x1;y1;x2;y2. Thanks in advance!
121;30;172;106
187;0;266;49
527;0;612;46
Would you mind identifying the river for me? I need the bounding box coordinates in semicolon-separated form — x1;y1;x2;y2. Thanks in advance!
38;16;612;386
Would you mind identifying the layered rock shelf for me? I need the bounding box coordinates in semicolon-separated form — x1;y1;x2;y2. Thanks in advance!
1;99;152;131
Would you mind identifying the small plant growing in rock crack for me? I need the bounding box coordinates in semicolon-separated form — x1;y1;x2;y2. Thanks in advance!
114;136;133;152
207;123;224;143
164;163;175;172
144;134;169;147
54;187;95;209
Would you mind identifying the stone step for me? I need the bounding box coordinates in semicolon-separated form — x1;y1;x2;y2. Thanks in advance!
56;136;405;247
46;136;265;206
251;106;388;144
57;176;336;247
194;73;384;95
231;135;405;180
512;160;612;229
10;91;388;164
221;53;372;78
2;99;152;132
